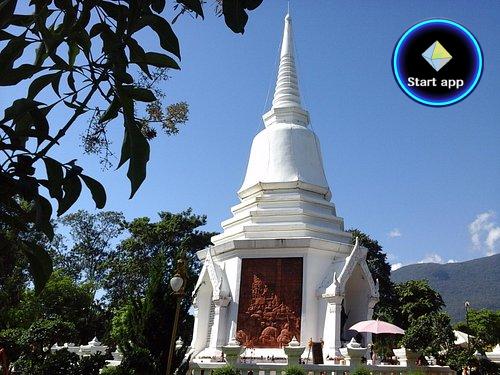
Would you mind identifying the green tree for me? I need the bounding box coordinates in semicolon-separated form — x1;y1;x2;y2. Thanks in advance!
110;255;191;375
394;280;454;357
104;209;214;306
3;271;106;345
349;229;397;321
0;239;29;330
394;280;446;328
0;0;263;292
56;210;125;294
14;349;106;375
454;308;500;350
400;311;455;357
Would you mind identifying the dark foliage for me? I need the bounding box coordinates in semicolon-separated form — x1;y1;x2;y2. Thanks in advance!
104;208;215;307
110;255;192;375
0;0;263;293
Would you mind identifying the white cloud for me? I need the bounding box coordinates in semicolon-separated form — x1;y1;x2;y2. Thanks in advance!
486;227;500;256
417;253;459;264
391;263;403;271
388;228;402;238
418;253;444;264
468;211;500;256
386;253;398;261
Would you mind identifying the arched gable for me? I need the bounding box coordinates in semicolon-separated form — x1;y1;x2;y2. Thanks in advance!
316;237;379;299
193;247;231;304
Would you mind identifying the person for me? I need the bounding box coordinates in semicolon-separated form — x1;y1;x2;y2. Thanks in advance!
370;344;377;364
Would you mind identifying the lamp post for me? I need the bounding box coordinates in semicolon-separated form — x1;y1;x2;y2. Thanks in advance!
166;259;186;375
465;301;470;351
465;301;471;375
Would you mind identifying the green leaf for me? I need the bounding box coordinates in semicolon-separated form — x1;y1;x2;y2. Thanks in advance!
2;98;38;121
51;71;63;97
30;107;50;147
0;0;17;29
0;32;29;73
73;28;91;56
42;157;64;200
89;22;108;38
9;14;34;27
135;15;181;60
244;0;263;11
28;72;62;99
0;29;14;41
99;96;121;123
22;242;53;294
222;0;248;34
35;195;54;240
63;100;80;110
81;174;106;209
117;89;133;170
34;42;49;66
127;37;151;78
67;40;79;67
67;71;76;91
126;120;150;198
99;1;128;21
117;125;131;169
125;87;157;102
57;175;82;216
177;0;204;18
0;64;44;86
151;0;166;13
132;52;180;69
54;0;72;10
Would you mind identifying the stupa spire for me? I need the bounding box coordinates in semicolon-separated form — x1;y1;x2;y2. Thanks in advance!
272;12;301;109
264;12;309;127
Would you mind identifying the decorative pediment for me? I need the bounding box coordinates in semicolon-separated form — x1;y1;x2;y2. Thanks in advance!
193;247;231;304
317;237;379;299
316;259;345;297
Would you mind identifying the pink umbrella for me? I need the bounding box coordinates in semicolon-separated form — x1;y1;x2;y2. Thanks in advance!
349;319;405;335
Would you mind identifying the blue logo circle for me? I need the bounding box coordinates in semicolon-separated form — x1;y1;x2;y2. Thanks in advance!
393;19;483;106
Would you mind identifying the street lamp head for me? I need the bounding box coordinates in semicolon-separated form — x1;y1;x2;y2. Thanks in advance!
465;301;470;308
170;274;184;292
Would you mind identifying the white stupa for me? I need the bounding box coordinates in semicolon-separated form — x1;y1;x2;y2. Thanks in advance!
188;12;378;362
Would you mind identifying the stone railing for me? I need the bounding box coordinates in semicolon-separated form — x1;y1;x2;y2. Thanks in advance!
188;338;456;375
50;337;108;357
50;337;123;367
189;362;455;375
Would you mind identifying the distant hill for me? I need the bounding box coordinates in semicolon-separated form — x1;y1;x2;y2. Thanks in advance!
391;254;500;322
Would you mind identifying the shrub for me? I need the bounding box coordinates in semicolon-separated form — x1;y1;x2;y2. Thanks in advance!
407;371;425;375
100;365;132;375
283;365;306;375
284;365;306;375
212;364;239;375
351;367;371;375
76;353;107;375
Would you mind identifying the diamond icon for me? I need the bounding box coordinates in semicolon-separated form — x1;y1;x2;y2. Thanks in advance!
422;41;452;71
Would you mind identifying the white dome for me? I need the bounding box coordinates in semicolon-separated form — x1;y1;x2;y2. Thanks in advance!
211;12;349;246
239;122;330;197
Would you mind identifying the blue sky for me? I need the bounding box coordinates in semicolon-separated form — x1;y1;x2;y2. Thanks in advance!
5;1;500;268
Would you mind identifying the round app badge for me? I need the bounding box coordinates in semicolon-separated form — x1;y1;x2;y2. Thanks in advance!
393;19;483;106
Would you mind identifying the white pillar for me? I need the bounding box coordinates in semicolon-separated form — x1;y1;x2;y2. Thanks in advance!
189;305;200;349
322;294;344;357
209;298;231;348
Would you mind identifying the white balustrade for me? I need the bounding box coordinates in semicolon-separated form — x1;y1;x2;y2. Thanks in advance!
189;358;456;375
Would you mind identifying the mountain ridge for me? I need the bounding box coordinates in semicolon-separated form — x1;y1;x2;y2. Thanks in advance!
391;254;500;322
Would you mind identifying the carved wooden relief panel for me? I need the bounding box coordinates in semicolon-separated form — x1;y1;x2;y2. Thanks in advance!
236;257;303;348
